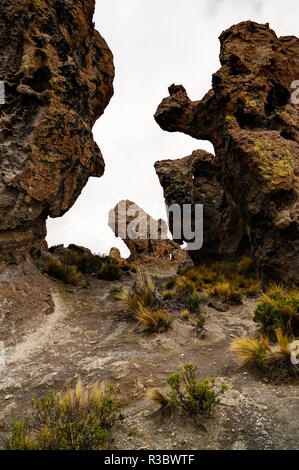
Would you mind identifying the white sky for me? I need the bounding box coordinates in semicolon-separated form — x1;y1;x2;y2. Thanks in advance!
46;0;299;257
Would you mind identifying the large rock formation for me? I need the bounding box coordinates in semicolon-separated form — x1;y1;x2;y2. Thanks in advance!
0;1;114;341
155;150;248;265
154;21;299;284
109;200;187;264
0;0;114;262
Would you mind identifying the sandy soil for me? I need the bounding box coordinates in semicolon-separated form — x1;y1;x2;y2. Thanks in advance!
0;269;298;450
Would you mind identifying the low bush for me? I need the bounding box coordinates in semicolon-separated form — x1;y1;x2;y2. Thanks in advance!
174;276;196;297
45;259;82;285
98;262;122;281
147;364;227;418
162;278;176;290
60;251;103;274
185;294;201;312
253;286;299;337
194;315;206;329
184;293;208;312
230;329;298;379
3;380;120;450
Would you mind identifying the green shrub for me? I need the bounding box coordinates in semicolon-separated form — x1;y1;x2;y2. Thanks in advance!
3;380;120;450
148;364;227;418
184;294;207;312
194;316;206;329
98;262;122;281
253;288;299;338
120;262;138;273
61;251;104;275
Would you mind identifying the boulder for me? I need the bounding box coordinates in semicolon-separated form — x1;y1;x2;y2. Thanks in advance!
109;200;188;264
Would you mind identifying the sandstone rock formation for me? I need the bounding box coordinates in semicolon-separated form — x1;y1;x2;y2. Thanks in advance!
154;21;299;284
0;1;114;340
109;200;187;264
0;0;114;262
155;150;248;265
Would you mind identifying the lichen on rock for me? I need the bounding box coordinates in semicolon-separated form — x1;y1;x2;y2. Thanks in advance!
154;21;299;284
0;0;114;261
0;0;114;338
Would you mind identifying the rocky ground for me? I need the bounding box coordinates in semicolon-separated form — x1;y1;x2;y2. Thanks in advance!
0;264;298;450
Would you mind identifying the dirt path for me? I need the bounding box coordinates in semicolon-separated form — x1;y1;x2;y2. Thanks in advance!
6;292;68;364
0;272;298;450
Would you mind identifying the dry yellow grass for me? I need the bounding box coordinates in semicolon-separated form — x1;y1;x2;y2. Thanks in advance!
245;279;262;297
146;388;169;407
237;256;253;274
230;328;294;373
116;269;154;315
135;306;172;332
174;276;196;295
178;260;260;302
206;281;243;304
230;336;269;367
181;309;190;320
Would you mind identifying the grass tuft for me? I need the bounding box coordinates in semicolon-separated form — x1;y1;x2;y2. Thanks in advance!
253;286;299;337
45;259;82;285
136;307;172;333
3;379;120;450
230;329;298;379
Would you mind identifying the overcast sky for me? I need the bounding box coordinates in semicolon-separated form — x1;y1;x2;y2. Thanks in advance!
46;0;299;257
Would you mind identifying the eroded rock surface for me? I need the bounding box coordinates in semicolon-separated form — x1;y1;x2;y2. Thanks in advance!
155;21;299;284
155;150;248;264
109;200;187;264
0;1;114;340
0;0;114;261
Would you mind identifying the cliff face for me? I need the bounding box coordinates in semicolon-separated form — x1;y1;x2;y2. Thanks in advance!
155;21;299;284
0;0;114;262
0;1;114;341
155;150;248;265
